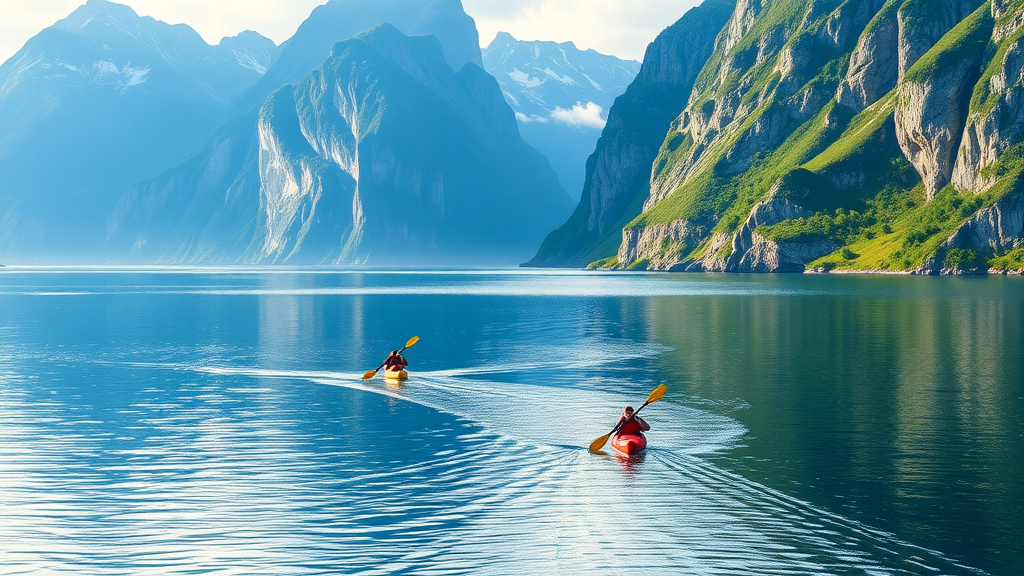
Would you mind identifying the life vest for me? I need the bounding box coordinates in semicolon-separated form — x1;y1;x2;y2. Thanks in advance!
618;418;643;436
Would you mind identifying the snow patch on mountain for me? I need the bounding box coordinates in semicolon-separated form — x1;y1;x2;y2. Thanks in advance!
508;68;542;88
93;60;150;90
483;32;640;197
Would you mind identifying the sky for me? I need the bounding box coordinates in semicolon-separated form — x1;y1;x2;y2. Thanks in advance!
0;0;703;65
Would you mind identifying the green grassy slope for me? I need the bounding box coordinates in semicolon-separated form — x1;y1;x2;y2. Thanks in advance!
609;0;1024;273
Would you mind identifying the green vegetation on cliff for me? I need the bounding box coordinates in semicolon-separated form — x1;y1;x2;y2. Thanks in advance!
525;0;736;267
569;0;1024;274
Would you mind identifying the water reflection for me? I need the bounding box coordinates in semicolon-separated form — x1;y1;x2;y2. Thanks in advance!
642;275;1024;574
0;270;1019;575
613;451;647;483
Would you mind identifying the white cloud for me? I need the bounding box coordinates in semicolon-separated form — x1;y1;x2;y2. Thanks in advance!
515;112;549;124
550;102;606;129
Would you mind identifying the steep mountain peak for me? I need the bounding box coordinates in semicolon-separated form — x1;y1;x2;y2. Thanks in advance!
239;0;482;111
63;0;142;26
482;35;640;114
108;14;569;266
490;31;518;46
221;30;273;45
0;0;276;261
55;0;208;51
218;30;276;74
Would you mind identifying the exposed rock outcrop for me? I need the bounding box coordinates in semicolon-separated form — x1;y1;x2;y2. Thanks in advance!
837;0;901;110
896;0;987;78
921;189;1024;272
690;189;837;273
895;73;975;198
729;194;836;272
616;219;706;270
895;5;992;199
954;17;1024;193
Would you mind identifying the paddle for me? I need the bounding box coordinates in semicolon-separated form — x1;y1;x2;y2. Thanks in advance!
589;384;667;453
363;336;420;380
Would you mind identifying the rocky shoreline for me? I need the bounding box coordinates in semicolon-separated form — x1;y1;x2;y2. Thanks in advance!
807;267;1024;276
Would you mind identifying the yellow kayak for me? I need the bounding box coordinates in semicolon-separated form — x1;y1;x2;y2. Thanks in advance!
384;368;408;381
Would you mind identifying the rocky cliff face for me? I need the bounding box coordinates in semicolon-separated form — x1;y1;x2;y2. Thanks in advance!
525;0;737;267
836;1;900;111
896;0;987;78
109;25;571;266
535;0;1024;275
954;4;1024;193
894;4;992;199
700;188;837;272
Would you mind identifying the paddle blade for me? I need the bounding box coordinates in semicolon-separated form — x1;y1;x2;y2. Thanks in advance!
362;369;379;381
405;336;420;348
647;384;668;404
589;433;612;454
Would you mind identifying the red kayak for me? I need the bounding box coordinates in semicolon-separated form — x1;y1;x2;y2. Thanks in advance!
611;432;647;455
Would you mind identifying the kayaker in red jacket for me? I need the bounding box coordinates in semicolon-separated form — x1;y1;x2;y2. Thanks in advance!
615;406;650;435
384;350;408;371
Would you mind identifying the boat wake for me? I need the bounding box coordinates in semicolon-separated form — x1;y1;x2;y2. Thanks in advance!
176;360;986;575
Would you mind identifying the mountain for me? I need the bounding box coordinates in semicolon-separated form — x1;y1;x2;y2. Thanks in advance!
533;0;1024;275
0;0;273;261
236;0;483;111
482;33;641;198
107;24;572;266
526;0;737;267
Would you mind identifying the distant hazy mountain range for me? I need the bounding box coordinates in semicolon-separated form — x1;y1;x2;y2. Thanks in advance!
0;0;274;260
104;0;572;266
109;22;571;266
0;0;576;265
483;33;640;198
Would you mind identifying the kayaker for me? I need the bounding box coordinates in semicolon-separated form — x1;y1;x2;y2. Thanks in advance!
384;350;408;371
615;406;650;436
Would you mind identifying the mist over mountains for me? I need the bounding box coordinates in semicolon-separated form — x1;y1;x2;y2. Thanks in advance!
0;0;586;265
483;33;640;198
5;0;1020;273
109;22;571;266
0;0;274;260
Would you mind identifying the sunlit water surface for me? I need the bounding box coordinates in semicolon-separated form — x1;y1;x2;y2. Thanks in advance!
0;269;1020;575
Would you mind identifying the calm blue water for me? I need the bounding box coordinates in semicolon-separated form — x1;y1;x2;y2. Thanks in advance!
0;269;1020;575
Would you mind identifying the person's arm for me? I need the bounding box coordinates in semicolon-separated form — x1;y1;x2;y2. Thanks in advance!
636;416;650;432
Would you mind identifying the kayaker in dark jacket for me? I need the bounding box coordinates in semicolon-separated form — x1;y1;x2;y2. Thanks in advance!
615;406;650;436
384;350;408;371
